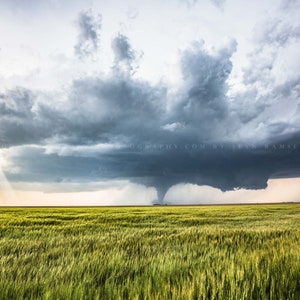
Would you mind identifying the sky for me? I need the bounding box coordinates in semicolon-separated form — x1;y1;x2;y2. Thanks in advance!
0;0;300;205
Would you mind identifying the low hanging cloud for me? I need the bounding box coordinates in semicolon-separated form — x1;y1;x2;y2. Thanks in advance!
74;9;102;59
1;6;300;204
165;178;300;205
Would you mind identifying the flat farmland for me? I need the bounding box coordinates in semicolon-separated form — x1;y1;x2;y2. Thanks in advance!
0;204;299;299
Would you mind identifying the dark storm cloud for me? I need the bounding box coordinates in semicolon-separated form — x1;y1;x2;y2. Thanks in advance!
0;88;50;146
5;138;300;204
74;9;102;59
167;40;237;142
58;40;236;146
1;34;300;203
57;75;166;145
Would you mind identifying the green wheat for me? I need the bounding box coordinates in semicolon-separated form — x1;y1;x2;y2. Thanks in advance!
0;204;299;299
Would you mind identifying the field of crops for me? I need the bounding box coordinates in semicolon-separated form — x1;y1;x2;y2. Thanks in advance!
0;204;299;299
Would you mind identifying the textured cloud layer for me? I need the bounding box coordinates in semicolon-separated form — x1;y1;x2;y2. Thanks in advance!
1;2;300;203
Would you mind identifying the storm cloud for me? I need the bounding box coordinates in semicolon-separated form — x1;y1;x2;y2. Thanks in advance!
0;88;50;146
1;1;300;204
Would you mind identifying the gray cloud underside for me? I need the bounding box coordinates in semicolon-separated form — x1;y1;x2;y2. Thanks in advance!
5;141;299;199
1;18;300;202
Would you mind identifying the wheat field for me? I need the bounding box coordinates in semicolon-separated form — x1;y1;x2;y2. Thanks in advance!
0;204;299;299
